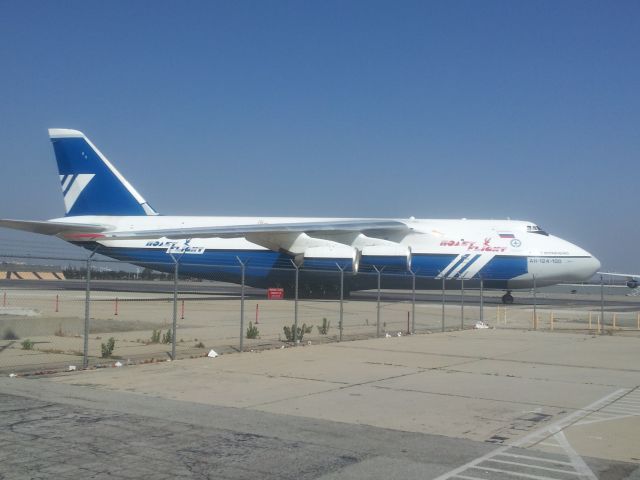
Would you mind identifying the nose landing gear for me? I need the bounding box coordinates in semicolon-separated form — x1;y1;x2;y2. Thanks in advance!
501;291;514;304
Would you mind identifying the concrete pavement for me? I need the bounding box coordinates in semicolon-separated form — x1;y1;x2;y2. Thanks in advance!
1;329;639;478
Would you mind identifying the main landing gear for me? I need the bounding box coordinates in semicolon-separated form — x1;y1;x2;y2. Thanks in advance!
501;291;514;304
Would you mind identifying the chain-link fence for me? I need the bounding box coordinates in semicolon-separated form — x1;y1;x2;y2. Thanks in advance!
1;252;639;374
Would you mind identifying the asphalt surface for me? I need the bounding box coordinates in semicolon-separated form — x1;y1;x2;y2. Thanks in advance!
1;376;636;480
2;329;640;479
1;278;636;309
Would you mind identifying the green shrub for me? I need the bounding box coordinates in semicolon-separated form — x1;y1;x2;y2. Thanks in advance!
317;318;330;335
101;337;115;358
150;329;161;343
246;321;259;339
21;339;34;350
162;329;173;344
283;323;313;342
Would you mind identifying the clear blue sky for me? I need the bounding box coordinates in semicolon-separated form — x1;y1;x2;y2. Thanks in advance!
0;1;638;271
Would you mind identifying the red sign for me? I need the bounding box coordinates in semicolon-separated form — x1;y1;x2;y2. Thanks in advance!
267;288;285;300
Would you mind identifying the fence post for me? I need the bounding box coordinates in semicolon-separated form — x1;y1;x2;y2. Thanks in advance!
460;279;464;331
83;250;97;369
479;277;484;324
600;275;605;335
337;264;344;342
533;274;537;330
290;260;300;344
441;277;446;332
411;270;416;334
237;257;247;352
171;258;179;360
373;266;383;337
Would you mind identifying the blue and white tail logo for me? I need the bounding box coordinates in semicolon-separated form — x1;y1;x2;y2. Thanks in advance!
49;129;158;217
59;173;96;213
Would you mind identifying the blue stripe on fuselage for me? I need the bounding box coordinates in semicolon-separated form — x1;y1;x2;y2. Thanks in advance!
81;245;529;283
474;255;528;279
92;246;292;276
441;254;469;278
411;254;458;277
455;254;481;278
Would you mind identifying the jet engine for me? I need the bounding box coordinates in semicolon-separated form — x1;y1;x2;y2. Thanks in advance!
627;279;639;289
302;245;359;273
359;245;411;271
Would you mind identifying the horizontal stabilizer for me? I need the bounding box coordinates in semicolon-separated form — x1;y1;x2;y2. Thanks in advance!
0;219;108;236
597;272;640;279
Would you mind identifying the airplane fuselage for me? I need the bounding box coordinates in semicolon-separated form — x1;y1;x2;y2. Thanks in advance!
55;215;600;292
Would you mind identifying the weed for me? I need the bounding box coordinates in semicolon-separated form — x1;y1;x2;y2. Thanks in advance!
195;341;205;348
283;323;313;342
162;329;173;344
246;322;259;339
101;337;116;358
317;318;330;335
150;329;161;343
54;325;66;337
3;328;18;340
21;339;34;350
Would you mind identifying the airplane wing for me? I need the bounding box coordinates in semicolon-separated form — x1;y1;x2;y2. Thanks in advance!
0;219;108;236
597;272;640;279
104;219;411;240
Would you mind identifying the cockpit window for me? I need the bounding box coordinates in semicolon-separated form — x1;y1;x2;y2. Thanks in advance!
526;225;549;236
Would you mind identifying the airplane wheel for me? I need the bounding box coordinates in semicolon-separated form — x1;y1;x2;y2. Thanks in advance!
501;292;514;304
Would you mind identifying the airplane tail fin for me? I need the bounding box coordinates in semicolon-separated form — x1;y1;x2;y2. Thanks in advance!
49;129;158;217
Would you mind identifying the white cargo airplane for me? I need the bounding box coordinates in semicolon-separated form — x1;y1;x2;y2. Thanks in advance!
0;129;601;303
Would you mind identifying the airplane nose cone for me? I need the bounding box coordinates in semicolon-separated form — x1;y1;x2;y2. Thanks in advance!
584;255;601;278
552;256;599;283
537;236;601;283
568;253;600;281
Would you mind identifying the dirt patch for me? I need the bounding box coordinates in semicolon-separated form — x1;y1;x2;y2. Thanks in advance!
0;316;162;337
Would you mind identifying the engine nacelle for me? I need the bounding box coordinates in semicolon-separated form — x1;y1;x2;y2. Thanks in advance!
627;279;639;289
302;245;359;273
360;245;411;271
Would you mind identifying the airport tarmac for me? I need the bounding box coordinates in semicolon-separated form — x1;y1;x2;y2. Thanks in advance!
1;329;639;479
